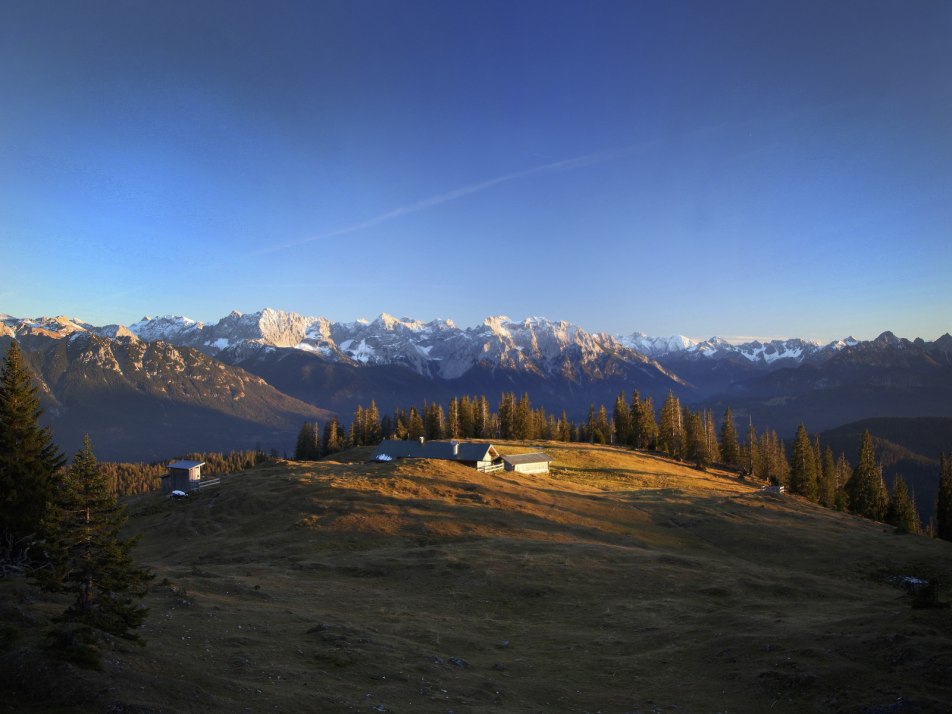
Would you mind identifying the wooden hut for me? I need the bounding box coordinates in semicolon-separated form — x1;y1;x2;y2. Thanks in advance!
371;439;503;472
162;460;205;493
502;452;553;475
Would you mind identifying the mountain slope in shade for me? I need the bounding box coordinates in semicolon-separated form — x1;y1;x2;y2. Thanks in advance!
703;333;952;436
0;328;330;461
817;417;952;525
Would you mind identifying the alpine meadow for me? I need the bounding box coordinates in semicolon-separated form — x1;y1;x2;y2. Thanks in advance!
2;1;952;712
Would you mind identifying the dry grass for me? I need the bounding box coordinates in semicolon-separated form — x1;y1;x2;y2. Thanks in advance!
4;443;952;713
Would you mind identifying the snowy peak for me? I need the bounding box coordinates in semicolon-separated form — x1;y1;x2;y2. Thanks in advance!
129;315;202;343
620;332;697;357
9;310;948;384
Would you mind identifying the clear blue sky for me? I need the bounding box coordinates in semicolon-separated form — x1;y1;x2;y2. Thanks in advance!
2;0;950;342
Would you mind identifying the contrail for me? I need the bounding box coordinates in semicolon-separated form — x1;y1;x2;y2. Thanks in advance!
249;145;639;257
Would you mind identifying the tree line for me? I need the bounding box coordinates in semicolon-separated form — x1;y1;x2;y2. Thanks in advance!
296;389;951;538
100;449;271;497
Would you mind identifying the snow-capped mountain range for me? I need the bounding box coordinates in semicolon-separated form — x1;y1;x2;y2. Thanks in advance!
126;309;674;381
0;308;926;381
122;307;872;373
3;308;951;460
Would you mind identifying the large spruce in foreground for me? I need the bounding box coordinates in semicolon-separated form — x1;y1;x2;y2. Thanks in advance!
0;341;65;567
42;436;152;655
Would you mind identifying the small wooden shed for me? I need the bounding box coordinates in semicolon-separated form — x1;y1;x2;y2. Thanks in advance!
162;460;205;493
502;452;553;475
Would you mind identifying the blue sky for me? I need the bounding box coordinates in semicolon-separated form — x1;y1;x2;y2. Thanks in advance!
1;0;950;342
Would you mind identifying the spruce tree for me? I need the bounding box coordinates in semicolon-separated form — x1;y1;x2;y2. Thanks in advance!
41;436;151;641
745;420;759;477
322;417;343;454
613;393;632;447
294;422;320;460
845;430;888;521
718;407;740;467
886;474;918;534
684;409;709;469
818;446;837;508
365;401;381;445
628;391;643;447
498;393;516;440
447;397;460;439
595;405;611;445
406;409;424;440
0;341;65;562
789;424;818;500
639;396;658;450
834;453;851;511
658;392;682;458
704;410;720;464
936;453;952;541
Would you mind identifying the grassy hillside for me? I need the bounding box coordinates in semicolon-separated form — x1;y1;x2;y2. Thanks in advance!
4;443;952;712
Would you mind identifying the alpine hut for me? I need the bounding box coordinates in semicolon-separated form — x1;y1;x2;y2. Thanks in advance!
372;439;503;472
502;452;553;475
162;460;205;494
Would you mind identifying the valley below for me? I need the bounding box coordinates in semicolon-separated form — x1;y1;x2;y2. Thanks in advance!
4;443;952;712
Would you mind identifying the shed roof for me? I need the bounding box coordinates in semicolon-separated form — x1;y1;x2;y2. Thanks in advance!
502;452;553;466
168;460;205;470
372;439;497;462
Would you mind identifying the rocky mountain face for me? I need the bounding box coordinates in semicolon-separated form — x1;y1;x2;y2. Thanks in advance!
3;310;951;458
0;316;329;461
128;309;684;384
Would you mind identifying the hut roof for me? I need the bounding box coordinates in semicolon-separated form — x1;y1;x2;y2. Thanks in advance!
372;439;497;462
168;460;205;470
502;452;553;466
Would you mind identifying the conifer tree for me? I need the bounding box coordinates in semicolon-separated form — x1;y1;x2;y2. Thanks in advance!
658;392;682;458
639;396;658;450
476;396;491;439
379;413;393;440
789;424;818;500
834;453;851;511
294;421;320;460
423;402;445;440
364;401;381;445
406;408;424;440
458;396;475;438
595;406;611;445
886;474;918;534
41;437;151;641
846;430;888;521
0;341;65;562
498;393;516;439
718;407;740;467
704;410;720;464
684;409;709;469
818;446;837;508
447;397;460;439
322;417;343;454
515;393;532;440
745;420;759;477
613;393;632;447
936;453;952;541
628;391;643;447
